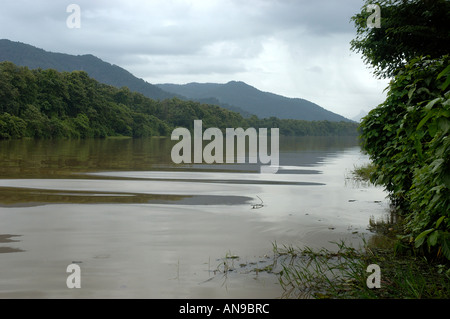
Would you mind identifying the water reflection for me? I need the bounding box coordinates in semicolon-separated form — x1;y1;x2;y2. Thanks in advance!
0;136;360;177
0;136;358;206
0;138;174;179
0;234;24;254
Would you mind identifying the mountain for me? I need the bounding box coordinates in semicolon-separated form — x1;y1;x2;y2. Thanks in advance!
0;39;352;122
0;39;176;100
157;81;353;122
0;39;255;116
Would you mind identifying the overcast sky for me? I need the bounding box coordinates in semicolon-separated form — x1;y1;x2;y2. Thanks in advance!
0;0;390;119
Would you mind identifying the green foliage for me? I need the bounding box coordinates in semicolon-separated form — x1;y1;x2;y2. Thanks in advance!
360;55;450;260
353;0;450;261
350;0;450;79
0;113;26;139
415;217;450;260
0;62;359;140
274;241;450;299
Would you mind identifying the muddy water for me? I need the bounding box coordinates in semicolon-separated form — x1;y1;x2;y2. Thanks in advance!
0;137;389;298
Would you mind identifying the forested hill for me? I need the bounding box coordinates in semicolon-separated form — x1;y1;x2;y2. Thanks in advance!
157;81;353;122
0;39;176;101
0;62;359;139
1;39;352;122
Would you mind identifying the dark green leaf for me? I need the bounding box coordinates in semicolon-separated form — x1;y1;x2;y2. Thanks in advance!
442;236;450;260
415;229;434;248
428;230;439;247
436;216;446;229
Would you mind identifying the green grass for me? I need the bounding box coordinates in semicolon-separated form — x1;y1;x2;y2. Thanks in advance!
273;240;450;299
351;163;377;182
272;196;450;299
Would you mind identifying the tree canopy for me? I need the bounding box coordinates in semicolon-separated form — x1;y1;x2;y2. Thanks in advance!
0;62;359;139
354;0;450;260
350;0;450;78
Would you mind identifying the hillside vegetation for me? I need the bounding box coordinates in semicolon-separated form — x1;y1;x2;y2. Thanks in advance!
158;81;352;122
1;39;352;121
0;39;175;101
0;62;359;139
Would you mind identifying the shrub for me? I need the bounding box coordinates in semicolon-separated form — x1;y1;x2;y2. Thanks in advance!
360;55;450;260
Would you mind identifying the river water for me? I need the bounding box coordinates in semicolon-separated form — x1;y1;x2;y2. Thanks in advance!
0;136;389;298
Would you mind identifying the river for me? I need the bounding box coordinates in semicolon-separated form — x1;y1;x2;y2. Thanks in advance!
0;136;389;298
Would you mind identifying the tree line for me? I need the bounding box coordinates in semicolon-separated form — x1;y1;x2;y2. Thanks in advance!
0;61;359;139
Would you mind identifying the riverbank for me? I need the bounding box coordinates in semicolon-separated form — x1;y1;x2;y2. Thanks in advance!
273;232;450;298
269;165;450;299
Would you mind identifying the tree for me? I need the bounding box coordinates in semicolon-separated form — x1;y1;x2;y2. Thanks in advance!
353;0;450;260
350;0;450;78
0;113;27;139
360;55;450;259
0;61;360;140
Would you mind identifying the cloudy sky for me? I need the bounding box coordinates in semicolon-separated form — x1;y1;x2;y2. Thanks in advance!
0;0;389;119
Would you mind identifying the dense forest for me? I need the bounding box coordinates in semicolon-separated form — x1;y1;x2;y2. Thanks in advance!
353;0;450;260
0;62;359;139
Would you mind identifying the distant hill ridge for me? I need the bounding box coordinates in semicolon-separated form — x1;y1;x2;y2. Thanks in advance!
0;39;352;122
157;81;352;122
0;39;175;100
